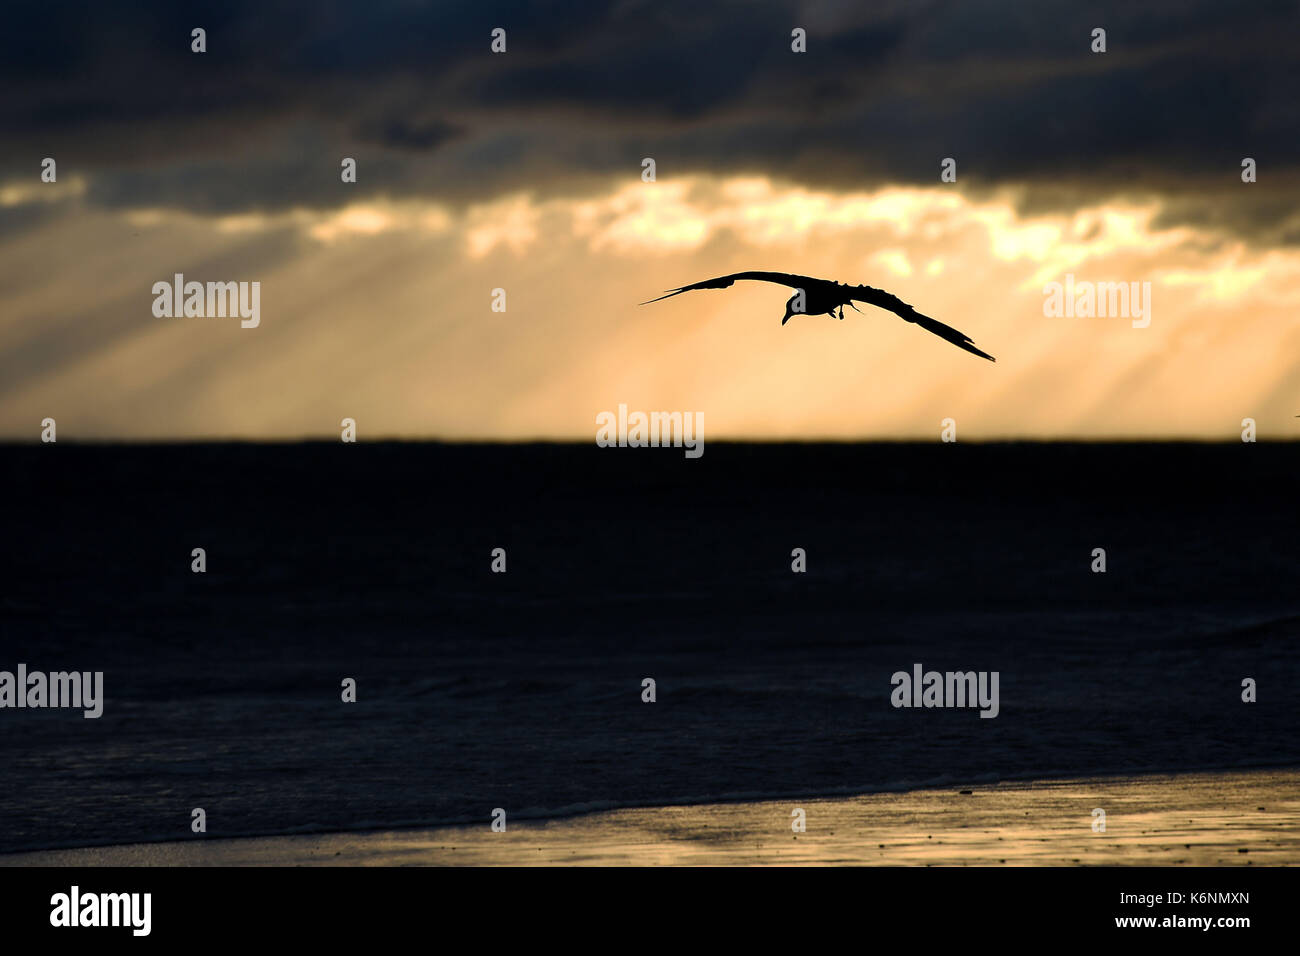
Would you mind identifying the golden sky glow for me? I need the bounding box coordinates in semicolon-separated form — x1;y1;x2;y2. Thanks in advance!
4;174;1300;440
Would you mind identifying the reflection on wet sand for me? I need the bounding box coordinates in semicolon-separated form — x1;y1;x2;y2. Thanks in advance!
6;768;1296;867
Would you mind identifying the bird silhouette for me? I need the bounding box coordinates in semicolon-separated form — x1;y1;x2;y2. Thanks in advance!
642;271;995;362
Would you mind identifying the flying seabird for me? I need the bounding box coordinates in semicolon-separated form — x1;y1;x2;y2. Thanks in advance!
642;271;995;362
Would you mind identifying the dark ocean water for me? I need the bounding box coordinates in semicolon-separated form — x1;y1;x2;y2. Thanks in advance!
1;442;1297;853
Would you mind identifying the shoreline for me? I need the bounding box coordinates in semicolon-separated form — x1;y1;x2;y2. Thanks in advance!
5;767;1296;866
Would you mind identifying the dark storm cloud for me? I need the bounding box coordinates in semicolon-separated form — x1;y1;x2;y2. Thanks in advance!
3;0;1298;238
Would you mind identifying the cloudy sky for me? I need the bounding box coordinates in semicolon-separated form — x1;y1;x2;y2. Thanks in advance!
3;0;1299;439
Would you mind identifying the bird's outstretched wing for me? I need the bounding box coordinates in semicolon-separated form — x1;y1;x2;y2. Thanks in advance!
851;285;996;363
641;272;995;362
640;271;827;305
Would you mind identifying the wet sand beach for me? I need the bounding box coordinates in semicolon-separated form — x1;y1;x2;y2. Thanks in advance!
6;768;1296;866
